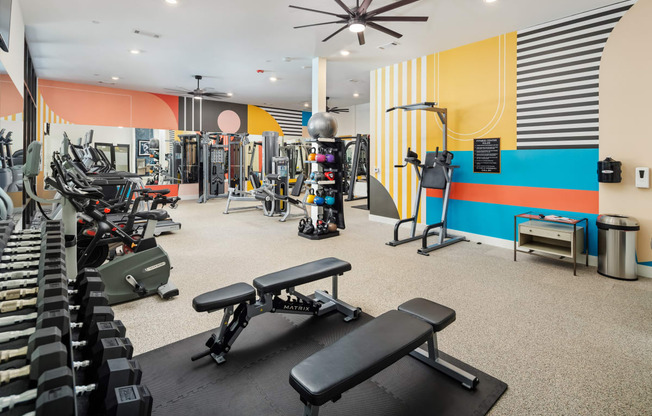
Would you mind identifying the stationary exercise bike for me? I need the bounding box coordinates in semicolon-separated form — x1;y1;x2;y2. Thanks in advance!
24;141;179;305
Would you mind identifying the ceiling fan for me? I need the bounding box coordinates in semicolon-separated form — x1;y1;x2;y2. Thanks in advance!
326;97;349;114
164;75;230;101
290;0;428;45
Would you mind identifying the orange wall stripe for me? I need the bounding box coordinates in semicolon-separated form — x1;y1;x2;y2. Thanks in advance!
426;183;599;214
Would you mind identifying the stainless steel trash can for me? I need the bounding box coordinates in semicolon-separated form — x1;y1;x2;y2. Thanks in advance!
597;214;639;280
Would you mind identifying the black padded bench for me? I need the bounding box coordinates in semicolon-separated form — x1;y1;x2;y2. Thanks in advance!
289;298;479;415
191;258;360;364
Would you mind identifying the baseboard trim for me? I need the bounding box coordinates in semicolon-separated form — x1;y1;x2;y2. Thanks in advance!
179;194;199;201
637;264;652;278
368;214;606;268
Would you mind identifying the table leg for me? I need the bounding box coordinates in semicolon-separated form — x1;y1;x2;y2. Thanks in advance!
573;224;577;276
585;219;589;267
513;216;517;262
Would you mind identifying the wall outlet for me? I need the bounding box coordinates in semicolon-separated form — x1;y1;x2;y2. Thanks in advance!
635;167;649;188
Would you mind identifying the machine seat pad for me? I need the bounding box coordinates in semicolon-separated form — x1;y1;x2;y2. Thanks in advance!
289;310;431;406
193;282;256;312
133;209;168;221
398;298;455;332
253;257;351;294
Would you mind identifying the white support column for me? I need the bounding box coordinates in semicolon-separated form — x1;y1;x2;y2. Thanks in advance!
312;57;327;114
310;57;327;221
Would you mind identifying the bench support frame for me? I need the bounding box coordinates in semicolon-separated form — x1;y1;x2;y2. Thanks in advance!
195;273;360;365
410;333;479;389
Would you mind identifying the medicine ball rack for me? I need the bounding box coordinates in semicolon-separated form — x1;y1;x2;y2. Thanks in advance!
299;137;346;240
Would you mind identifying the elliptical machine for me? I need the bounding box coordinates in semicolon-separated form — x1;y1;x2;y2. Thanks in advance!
386;102;466;255
23;141;179;304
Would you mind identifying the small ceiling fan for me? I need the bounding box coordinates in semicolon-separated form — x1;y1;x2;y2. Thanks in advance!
164;75;230;101
327;97;349;114
290;0;428;45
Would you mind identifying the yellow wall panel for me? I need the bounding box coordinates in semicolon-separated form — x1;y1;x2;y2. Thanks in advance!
247;105;282;135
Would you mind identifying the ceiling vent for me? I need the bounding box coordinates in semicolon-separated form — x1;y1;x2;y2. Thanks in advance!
378;42;400;50
97;81;115;85
133;29;161;39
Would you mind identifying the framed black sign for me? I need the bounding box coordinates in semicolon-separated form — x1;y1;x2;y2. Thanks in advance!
474;138;500;173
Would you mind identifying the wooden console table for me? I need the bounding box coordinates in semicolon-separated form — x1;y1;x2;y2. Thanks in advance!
514;213;589;276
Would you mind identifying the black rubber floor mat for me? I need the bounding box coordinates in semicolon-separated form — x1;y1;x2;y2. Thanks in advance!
137;312;507;416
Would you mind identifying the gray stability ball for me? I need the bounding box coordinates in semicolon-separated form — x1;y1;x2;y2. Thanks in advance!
307;112;338;139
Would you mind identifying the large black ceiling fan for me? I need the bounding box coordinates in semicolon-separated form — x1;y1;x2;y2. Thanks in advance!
290;0;428;45
164;75;230;101
326;97;349;114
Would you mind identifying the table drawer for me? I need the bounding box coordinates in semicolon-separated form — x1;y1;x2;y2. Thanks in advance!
519;224;573;242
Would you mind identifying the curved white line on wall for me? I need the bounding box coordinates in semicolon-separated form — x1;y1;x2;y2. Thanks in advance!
435;34;507;139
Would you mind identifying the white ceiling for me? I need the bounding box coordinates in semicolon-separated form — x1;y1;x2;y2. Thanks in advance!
22;0;616;111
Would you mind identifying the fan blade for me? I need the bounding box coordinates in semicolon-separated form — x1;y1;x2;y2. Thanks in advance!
163;88;190;94
204;93;229;98
333;0;353;15
367;0;420;17
368;16;428;22
289;5;347;18
367;21;403;38
358;0;373;14
294;20;347;29
357;31;365;45
322;25;348;42
201;96;229;102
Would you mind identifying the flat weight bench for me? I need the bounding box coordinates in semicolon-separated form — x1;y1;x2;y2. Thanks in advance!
191;257;361;364
290;298;479;416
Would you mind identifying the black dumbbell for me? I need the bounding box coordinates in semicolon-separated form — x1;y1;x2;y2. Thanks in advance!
0;279;106;315
0;305;114;346
106;384;153;416
39;357;142;409
0;327;61;364
0;358;144;416
0;336;133;386
1;320;126;364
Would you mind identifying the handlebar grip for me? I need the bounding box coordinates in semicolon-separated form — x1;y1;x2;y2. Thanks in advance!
191;349;211;361
394;165;404;168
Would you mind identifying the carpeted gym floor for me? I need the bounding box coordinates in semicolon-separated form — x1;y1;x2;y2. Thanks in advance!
114;198;652;415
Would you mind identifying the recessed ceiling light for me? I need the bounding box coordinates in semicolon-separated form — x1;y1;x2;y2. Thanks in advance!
111;76;119;81
165;0;178;4
340;50;350;56
269;76;278;82
129;49;141;54
227;92;233;97
353;93;359;98
484;0;497;3
303;103;310;108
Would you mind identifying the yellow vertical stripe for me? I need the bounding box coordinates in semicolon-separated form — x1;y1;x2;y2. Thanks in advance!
387;65;396;202
380;67;385;187
406;59;412;219
396;63;403;216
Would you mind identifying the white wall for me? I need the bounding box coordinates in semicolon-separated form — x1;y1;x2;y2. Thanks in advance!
0;0;24;95
331;103;370;136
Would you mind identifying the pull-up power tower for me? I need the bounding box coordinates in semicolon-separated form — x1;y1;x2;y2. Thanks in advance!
385;102;466;256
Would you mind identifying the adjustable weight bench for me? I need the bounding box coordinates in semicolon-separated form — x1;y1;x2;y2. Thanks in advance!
191;257;361;364
289;298;479;416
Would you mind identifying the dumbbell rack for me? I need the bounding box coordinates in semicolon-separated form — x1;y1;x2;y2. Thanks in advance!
299;137;346;240
0;220;151;416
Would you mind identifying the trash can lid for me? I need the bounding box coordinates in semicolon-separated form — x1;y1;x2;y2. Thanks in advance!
596;214;640;230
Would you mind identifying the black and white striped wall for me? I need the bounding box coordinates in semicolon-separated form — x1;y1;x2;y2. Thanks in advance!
516;0;636;149
257;106;304;137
